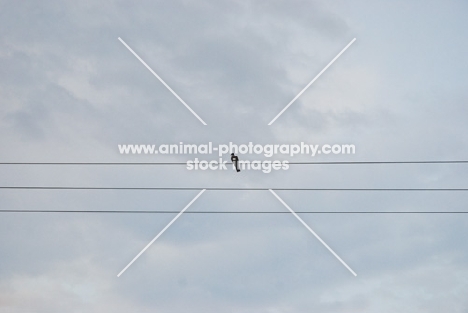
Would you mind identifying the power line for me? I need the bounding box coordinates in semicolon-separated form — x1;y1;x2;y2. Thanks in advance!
285;161;468;164
1;187;468;191
0;162;190;165
1;161;468;165
1;210;467;214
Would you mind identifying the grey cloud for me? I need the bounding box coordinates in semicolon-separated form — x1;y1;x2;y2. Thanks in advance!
1;0;468;312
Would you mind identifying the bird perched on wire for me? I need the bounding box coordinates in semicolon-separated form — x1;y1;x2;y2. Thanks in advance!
231;153;240;172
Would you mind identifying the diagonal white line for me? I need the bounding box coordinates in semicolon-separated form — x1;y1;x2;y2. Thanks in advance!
118;37;207;125
117;189;206;277
269;189;357;276
268;38;356;125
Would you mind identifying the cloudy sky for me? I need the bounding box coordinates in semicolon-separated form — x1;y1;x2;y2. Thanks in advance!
1;0;468;312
